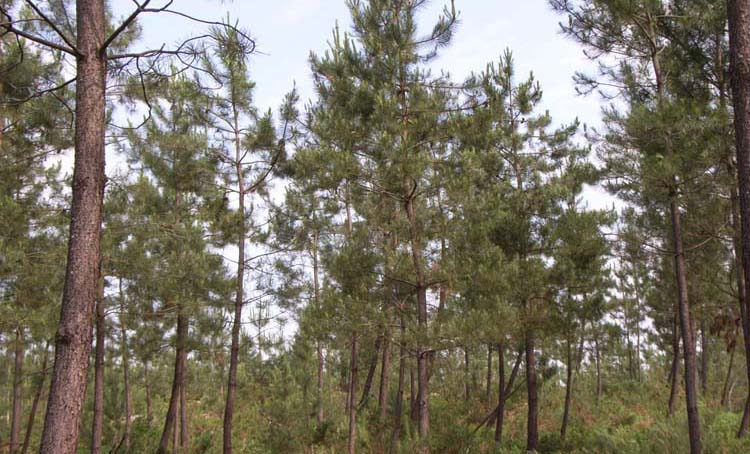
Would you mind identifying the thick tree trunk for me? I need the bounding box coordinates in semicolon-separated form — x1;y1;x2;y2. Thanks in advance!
10;328;24;454
729;0;750;438
158;309;188;454
180;373;188;451
91;275;105;454
670;193;701;454
347;333;359;454
525;329;538;452
21;344;49;454
561;335;574;440
731;188;750;433
40;2;107;452
392;315;406;446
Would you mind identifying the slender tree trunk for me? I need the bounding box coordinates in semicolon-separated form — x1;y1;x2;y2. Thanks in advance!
561;334;574;441
10;327;24;454
410;363;417;424
485;345;493;405
180;372;188;452
729;0;750;438
525;329;538;452
722;342;736;408
223;109;246;454
494;344;505;444
119;280;132;453
670;191;702;454
313;230;325;425
40;2;107;452
91;273;105;454
21;344;49;454
464;348;471;402
145;361;153;426
668;310;680;418
358;336;383;409
393;315;407;446
700;319;708;395
347;333;358;454
378;331;391;420
158;309;187;454
595;333;602;405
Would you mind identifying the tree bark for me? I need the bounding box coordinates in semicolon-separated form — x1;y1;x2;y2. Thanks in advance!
21;343;49;454
180;372;188;451
722;342;736;408
700;319;708;395
40;1;107;452
158;309;188;454
668;311;680;418
561;334;574;441
729;0;750;439
358;335;383;409
485;345;493;405
494;344;505;444
91;273;105;454
525;329;538;452
378;331;391;420
669;191;702;454
119;280;132;453
223;105;246;454
392;315;406;446
347;333;358;454
10;327;24;454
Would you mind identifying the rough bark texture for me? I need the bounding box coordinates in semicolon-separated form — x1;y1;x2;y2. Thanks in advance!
494;344;505;444
668;311;680;418
561;335;574;440
728;0;750;438
40;1;107;452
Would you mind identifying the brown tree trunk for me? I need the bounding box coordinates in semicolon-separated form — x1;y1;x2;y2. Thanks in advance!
729;0;750;439
358;335;383;409
485;345;492;405
91;274;105;454
40;1;107;452
525;329;538;453
223;108;246;454
731;186;750;434
670;192;702;454
494;344;505;444
392;315;407;446
158;309;188;454
347;333;358;454
722;342;736;408
561;334;574;441
10;327;24;454
668;310;680;418
700;319;708;395
378;332;391;420
464;347;471;402
21;343;49;454
118;280;132;453
180;372;188;451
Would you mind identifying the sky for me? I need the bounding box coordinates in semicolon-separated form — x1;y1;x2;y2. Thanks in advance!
111;0;615;209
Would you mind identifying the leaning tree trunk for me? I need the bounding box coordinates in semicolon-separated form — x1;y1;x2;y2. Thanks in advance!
158;309;188;454
10;327;24;454
40;1;107;452
728;0;750;438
